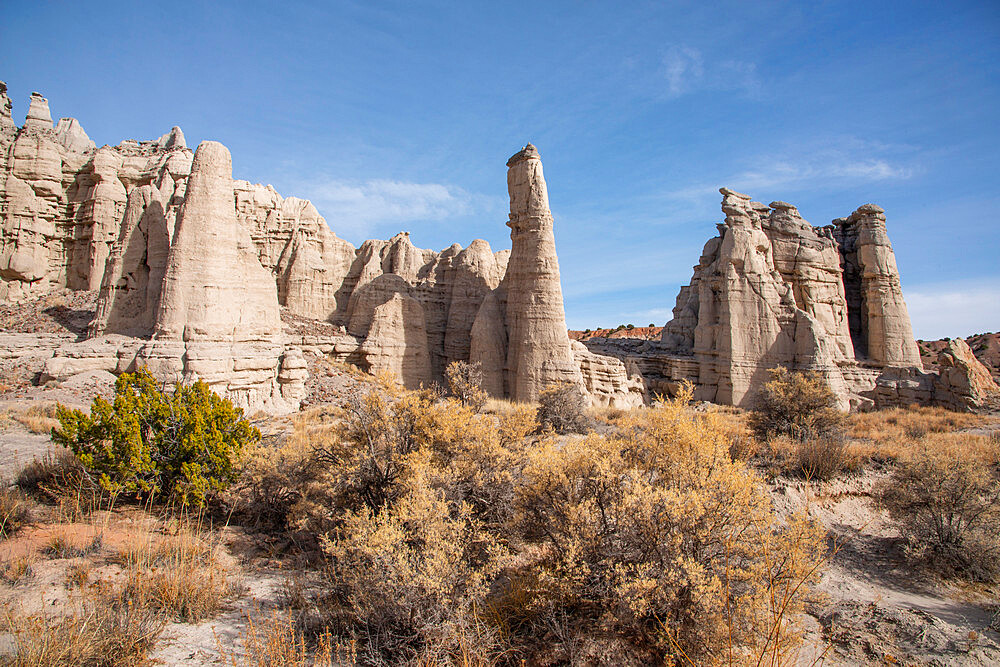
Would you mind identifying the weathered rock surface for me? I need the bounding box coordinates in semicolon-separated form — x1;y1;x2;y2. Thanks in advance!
90;185;169;337
8;86;973;413
2;88;640;409
833;204;922;367
600;188;990;411
933;339;1000;410
571;341;645;408
656;189;853;407
918;332;1000;382
139;141;288;411
471;144;585;401
0;88;192;303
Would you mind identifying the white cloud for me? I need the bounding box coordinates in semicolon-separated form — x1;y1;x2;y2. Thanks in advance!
293;178;494;239
661;141;916;217
904;279;1000;340
659;46;760;99
663;46;704;97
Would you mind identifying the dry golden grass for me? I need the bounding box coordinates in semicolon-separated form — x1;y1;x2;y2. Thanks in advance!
0;487;31;539
115;524;241;623
482;396;533;416
42;531;85;559
217;610;345;667
1;403;60;434
847;405;988;458
0;588;164;667
0;555;34;585
325;357;372;381
17;451;104;523
65;561;92;589
586;402;632;425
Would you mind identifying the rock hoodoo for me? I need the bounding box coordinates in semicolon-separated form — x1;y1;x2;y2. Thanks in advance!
583;188;995;411
1;86;988;412
1;87;644;412
138;141;288;411
470;144;587;402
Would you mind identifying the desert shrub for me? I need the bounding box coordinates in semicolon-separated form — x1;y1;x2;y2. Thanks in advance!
1;590;164;667
512;390;827;663
295;383;526;661
294;381;827;663
794;435;853;481
536;382;591;434
428;401;534;531
878;443;1000;581
52;368;258;506
0;486;31;538
748;368;844;443
312;383;436;513
322;469;508;663
227;411;331;532
445;361;488;412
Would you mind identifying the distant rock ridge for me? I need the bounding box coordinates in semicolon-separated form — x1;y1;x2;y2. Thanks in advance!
1;86;644;411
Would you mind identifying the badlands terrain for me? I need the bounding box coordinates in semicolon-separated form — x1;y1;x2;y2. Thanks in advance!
0;85;998;665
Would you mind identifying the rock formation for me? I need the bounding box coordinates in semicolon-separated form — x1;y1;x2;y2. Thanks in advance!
833;204;922;366
2;87;644;411
90;185;169;337
137;141;289;410
6;85;978;413
933;339;1000;410
583;188;992;411
469;145;594;402
0;85;192;303
655;188;854;407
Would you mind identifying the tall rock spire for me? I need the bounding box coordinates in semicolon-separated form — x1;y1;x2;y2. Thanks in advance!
834;204;922;367
23;93;52;132
500;143;582;401
154;141;280;341
142;141;286;410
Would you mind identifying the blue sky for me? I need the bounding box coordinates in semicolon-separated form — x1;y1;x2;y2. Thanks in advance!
3;1;998;339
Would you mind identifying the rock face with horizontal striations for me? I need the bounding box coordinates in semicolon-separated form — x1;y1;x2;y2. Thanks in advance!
3;89;645;411
138;141;288;411
501;144;584;401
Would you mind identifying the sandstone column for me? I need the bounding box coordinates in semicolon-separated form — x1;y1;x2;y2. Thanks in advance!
501;143;581;401
837;204;921;367
145;140;284;411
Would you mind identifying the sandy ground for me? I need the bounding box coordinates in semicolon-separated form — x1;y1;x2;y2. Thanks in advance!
776;472;1000;665
0;353;997;664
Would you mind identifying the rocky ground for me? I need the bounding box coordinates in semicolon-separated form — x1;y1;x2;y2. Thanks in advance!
568;325;663;341
919;332;1000;382
774;469;1000;665
0;290;96;338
